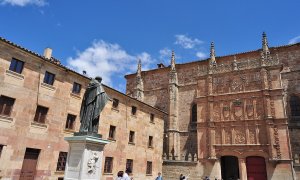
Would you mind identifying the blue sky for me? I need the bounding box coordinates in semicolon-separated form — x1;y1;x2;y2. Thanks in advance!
0;0;300;92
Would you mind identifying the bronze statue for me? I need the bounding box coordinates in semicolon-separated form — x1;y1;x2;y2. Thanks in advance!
77;76;110;136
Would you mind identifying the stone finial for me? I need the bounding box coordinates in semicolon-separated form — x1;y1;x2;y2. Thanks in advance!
188;153;193;161
210;42;216;65
171;50;176;71
233;55;238;71
261;32;271;66
262;32;269;53
137;59;142;76
208;42;217;74
182;154;186;161
134;59;144;101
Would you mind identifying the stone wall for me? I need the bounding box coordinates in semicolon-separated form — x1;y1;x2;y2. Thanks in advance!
126;41;300;179
0;39;166;180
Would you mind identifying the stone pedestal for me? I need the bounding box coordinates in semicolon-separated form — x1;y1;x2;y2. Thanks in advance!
64;135;109;180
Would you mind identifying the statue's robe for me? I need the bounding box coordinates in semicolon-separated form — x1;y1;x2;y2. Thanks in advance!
79;79;109;133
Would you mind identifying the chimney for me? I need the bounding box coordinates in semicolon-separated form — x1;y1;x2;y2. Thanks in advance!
157;63;165;69
44;48;52;59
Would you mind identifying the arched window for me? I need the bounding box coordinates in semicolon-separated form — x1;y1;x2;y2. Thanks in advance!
191;104;197;122
290;95;300;117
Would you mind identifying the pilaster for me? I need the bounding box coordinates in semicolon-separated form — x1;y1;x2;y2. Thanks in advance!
167;51;180;160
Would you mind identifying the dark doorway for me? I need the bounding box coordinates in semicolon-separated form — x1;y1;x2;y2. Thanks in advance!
221;156;240;180
246;156;267;180
20;148;40;180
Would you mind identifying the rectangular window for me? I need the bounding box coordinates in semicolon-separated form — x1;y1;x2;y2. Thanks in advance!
65;114;76;130
131;106;137;115
146;161;152;175
104;157;113;173
108;125;116;140
34;105;48;123
43;71;55;85
112;98;119;109
129;131;135;144
0;145;3;158
56;152;68;171
148;136;153;148
150;113;154;123
126;159;133;173
0;95;15;116
9;58;24;74
72;82;81;94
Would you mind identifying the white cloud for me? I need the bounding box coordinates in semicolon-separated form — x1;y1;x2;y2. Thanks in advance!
289;36;300;44
196;52;207;59
0;0;47;6
67;40;155;87
159;47;172;61
174;34;203;49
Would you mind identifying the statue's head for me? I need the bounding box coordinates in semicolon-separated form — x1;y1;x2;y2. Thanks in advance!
95;76;102;83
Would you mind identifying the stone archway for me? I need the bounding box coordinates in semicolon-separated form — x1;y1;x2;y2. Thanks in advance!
221;156;240;180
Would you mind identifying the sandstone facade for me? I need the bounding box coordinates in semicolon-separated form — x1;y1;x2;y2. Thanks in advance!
126;33;300;180
0;37;166;180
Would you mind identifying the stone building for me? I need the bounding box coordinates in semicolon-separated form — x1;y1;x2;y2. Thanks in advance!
125;33;300;180
0;37;166;180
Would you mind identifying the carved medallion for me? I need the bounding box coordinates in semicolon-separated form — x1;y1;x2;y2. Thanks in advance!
233;99;243;119
235;128;246;144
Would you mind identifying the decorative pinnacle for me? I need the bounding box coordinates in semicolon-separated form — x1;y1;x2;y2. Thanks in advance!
210;42;216;64
137;59;142;76
171;50;176;71
262;32;269;52
233;55;238;71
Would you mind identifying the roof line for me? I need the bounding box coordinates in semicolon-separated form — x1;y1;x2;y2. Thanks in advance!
125;42;300;77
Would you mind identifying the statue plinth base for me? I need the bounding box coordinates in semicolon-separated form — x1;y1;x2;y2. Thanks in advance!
64;135;110;180
74;132;102;138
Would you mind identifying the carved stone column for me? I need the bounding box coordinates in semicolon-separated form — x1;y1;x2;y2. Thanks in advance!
238;158;247;180
209;126;216;159
266;121;276;159
261;68;273;119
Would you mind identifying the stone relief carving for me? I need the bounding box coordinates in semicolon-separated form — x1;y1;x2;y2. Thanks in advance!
232;99;243;120
87;151;99;174
273;126;281;159
270;99;276;117
222;102;230;121
245;99;254;119
211;97;265;122
197;65;208;76
213;103;221;121
235;128;246;144
255;99;263;119
249;127;256;144
215;129;221;144
225;128;231;144
212;72;262;94
259;127;267;144
197;56;279;76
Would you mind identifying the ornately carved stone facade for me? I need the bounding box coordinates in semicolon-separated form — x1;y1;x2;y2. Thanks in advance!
0;37;166;180
126;33;300;180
